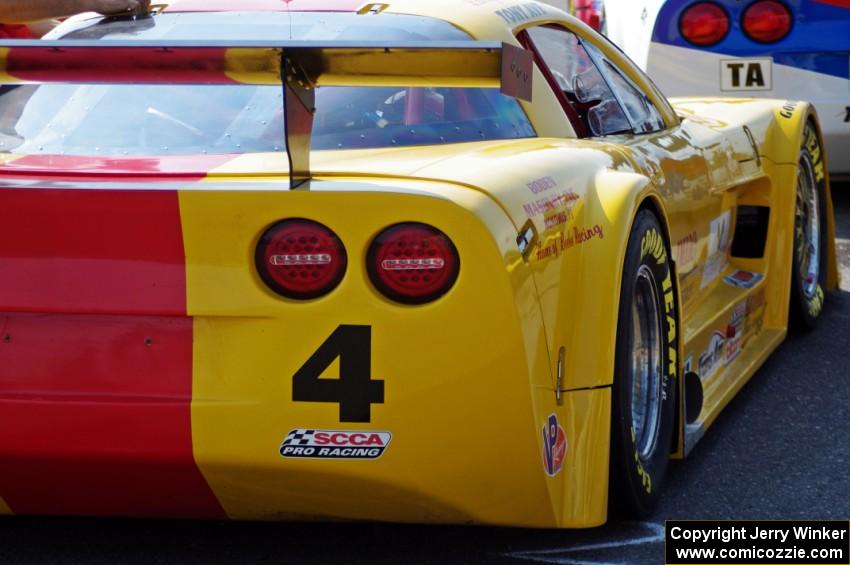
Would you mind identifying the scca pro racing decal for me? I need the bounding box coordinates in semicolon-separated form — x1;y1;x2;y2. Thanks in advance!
280;429;391;460
542;413;567;477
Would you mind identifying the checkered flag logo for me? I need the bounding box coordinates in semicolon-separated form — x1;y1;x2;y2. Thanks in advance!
280;429;392;459
282;429;315;446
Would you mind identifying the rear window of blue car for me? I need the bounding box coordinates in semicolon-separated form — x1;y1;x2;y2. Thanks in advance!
0;12;535;157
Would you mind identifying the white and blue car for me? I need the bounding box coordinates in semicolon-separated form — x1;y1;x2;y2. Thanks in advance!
603;0;850;175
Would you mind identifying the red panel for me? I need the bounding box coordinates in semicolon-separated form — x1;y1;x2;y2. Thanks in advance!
6;47;237;85
0;188;188;315
0;314;225;518
0;154;236;177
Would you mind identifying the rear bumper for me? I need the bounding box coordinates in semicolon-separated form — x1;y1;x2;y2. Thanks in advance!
193;311;611;526
0;312;611;528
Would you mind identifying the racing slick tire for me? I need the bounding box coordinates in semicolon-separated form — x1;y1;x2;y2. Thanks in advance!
789;122;828;330
609;209;677;518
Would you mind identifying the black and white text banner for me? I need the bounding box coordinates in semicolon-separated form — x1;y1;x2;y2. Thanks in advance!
665;521;850;564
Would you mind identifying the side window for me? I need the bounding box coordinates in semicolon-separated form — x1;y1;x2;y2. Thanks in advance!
584;42;667;133
526;25;631;137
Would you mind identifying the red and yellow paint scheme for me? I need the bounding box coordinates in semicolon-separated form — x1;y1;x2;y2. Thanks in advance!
0;0;836;527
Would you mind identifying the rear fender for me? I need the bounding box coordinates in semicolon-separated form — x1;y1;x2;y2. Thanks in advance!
766;102;838;292
533;169;665;393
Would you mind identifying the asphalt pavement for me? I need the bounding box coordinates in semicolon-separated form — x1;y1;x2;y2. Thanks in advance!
1;186;849;565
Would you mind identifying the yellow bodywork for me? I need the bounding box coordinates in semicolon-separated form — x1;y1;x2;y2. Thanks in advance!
172;0;837;527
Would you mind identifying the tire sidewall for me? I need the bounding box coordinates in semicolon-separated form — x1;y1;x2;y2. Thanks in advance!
791;123;828;328
610;210;678;517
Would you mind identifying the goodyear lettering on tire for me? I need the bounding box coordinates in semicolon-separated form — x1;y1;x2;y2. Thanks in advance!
805;127;825;183
809;285;825;318
662;271;676;402
640;228;667;264
631;426;652;494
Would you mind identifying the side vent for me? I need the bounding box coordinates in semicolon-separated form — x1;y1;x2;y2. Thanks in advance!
731;205;770;258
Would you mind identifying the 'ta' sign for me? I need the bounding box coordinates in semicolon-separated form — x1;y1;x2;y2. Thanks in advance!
720;58;773;91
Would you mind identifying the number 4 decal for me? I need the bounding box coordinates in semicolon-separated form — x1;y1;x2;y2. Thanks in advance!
292;325;385;423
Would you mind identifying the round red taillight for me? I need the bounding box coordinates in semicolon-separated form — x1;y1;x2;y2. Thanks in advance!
680;2;730;46
367;223;459;305
742;0;792;43
256;219;347;299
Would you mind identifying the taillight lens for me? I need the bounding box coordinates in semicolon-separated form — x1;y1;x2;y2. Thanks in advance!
368;223;459;304
575;0;603;31
680;2;730;46
742;0;792;43
256;219;347;299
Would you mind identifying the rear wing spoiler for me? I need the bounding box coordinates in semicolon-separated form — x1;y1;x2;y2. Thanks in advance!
0;40;533;187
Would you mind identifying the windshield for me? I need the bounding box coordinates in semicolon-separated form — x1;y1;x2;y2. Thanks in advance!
0;12;535;157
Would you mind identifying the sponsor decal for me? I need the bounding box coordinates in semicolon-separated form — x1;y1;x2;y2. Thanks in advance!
494;2;547;24
522;190;580;218
679;269;700;305
698;330;725;381
720;58;772;92
744;289;766;348
700;252;728;289
747;287;766;312
521;178;580;233
571;224;603;244
544;210;570;229
526;176;558;194
280;429;391;460
725;304;745;365
699;288;768;378
701;211;732;288
708;210;732;256
542;413;567;477
534;224;603;261
731;301;747;324
724;270;764;289
674;231;698;273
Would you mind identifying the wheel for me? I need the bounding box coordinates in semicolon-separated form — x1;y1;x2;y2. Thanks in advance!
609;209;678;518
790;122;828;330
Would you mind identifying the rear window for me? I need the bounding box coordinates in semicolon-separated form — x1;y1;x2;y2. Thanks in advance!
0;12;535;157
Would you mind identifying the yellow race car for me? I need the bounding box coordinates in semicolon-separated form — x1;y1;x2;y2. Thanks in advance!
0;0;836;527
